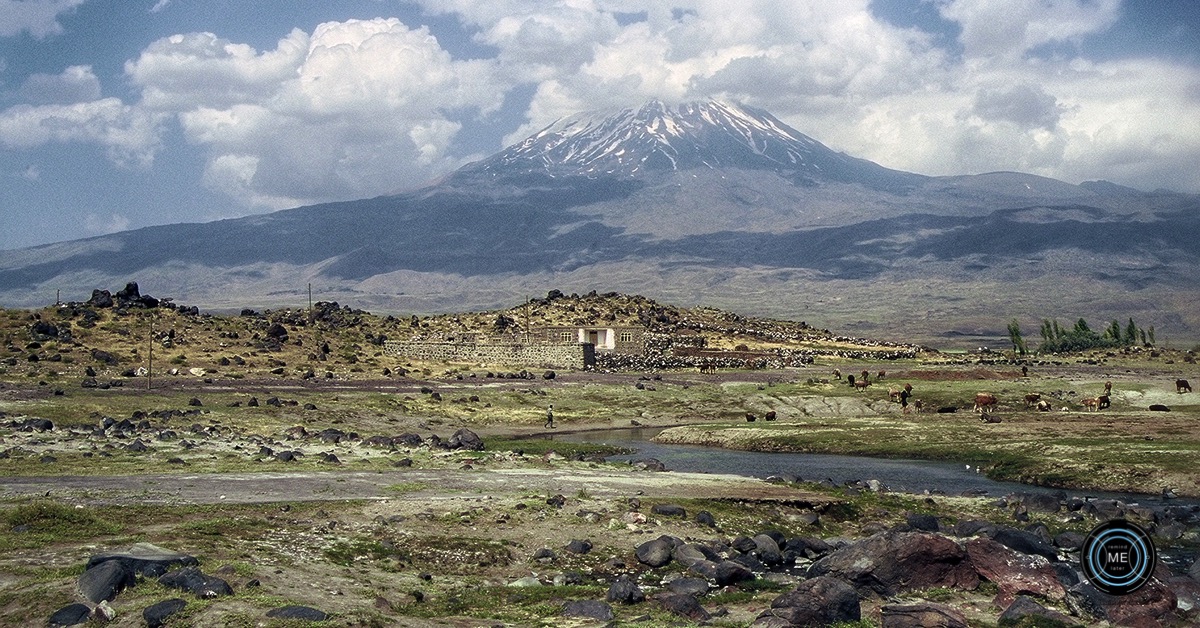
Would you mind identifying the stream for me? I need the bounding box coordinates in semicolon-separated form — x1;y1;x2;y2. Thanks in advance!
549;427;1193;507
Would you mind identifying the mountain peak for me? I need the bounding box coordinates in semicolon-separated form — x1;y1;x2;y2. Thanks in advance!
458;99;925;191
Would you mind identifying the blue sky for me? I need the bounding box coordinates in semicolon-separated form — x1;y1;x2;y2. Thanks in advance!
2;0;1199;250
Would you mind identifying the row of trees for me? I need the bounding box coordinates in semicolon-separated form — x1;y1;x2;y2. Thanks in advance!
1007;317;1155;355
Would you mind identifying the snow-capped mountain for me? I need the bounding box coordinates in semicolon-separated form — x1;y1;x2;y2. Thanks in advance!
1;100;1199;346
459;100;924;191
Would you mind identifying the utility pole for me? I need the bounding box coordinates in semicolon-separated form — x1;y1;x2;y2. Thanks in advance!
308;283;313;310
147;316;153;391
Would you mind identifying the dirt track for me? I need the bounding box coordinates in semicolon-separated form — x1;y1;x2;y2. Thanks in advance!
0;467;832;507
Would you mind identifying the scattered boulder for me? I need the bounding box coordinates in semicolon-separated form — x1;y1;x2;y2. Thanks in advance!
695;510;717;527
635;538;674;568
714;560;755;586
881;602;969;628
667;577;710;597
563;600;613;622
608;575;645;604
998;595;1078;627
447;428;484;451
988;526;1058;561
807;530;978;596
1066;580;1177;626
143;598;187;628
158;566;233;598
266;605;329;621
48;603;92;627
77;559;136;603
564;539;592;555
754;575;860;627
656;592;710;621
651;504;687;518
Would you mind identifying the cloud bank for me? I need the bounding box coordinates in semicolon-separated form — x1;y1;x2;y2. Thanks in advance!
1;0;1199;217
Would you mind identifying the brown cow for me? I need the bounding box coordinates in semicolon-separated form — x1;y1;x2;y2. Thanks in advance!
1177;379;1193;393
1024;393;1041;408
877;370;887;380
1104;381;1113;396
765;411;777;421
832;368;842;380
912;399;923;414
973;393;998;413
1098;394;1110;409
888;387;903;402
854;380;871;392
745;413;757;422
1081;397;1101;412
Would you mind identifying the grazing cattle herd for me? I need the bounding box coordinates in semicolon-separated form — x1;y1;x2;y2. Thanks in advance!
737;366;1193;424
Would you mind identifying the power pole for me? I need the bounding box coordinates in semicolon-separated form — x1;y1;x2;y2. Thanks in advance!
147;317;153;391
308;283;313;310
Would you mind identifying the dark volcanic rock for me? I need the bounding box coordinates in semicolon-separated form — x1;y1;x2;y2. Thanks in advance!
608;575;645;604
651;503;687;518
754;575;860;627
636;538;674;568
143;598;187;628
563;599;614;621
158;566;234;598
78;558;136;603
1066;580;1177;626
965;537;1065;607
988;525;1058;561
448;428;484;451
266;605;329;621
564;539;593;554
668;577;711;597
656;592;710;621
905;512;940;532
714;560;755;586
881;602;969;628
807;530;978;596
998;595;1078;627
48;603;92;627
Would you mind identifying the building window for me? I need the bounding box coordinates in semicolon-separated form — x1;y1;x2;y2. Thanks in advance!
619;332;634;343
559;331;573;342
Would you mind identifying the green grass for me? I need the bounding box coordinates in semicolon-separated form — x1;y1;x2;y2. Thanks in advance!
0;501;121;549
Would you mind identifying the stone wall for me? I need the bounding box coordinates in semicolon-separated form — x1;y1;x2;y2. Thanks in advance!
384;340;593;369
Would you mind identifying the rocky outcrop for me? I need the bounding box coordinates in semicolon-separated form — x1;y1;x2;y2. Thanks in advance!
754;576;860;627
965;537;1065;607
807;529;978;596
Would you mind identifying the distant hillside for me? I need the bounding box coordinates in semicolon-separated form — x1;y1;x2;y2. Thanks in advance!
2;100;1199;348
0;286;924;387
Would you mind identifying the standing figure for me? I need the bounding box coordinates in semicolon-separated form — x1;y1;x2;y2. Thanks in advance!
545;404;554;429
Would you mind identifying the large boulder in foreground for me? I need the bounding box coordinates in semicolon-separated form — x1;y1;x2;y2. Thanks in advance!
754;575;860;627
1067;580;1177;626
965;537;1065;607
77;559;135;603
807;529;978;596
87;542;198;578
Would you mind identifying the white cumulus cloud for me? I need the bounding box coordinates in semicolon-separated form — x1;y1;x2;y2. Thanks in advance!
0;0;87;38
127;17;504;208
0;98;165;167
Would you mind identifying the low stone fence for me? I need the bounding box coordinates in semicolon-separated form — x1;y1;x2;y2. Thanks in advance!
384;340;593;369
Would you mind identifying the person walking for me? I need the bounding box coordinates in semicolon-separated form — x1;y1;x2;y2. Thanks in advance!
545;404;554;429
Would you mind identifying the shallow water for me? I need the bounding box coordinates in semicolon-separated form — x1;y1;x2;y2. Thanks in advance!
551;427;1192;506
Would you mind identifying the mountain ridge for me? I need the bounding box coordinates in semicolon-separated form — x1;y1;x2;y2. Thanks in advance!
1;99;1198;347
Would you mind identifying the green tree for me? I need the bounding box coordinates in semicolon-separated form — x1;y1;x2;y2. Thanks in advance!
1148;326;1156;346
1104;320;1121;343
1124;318;1138;346
1007;319;1027;355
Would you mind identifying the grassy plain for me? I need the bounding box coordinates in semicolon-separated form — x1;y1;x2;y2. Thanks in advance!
1;299;1199;625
